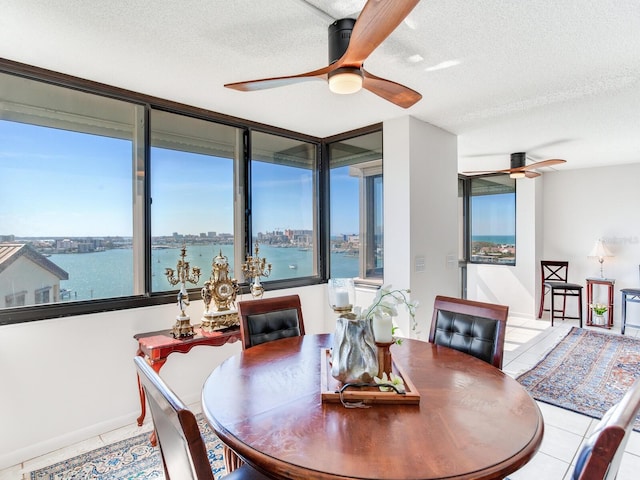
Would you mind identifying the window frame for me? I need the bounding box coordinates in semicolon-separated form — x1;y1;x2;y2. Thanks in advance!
325;126;384;285
459;173;517;267
0;59;328;325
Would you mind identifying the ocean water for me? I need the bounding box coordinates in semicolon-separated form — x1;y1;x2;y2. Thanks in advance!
472;235;515;245
49;244;358;302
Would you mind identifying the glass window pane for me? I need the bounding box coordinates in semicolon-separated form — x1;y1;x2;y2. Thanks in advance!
250;131;317;281
469;176;516;265
150;109;240;292
328;130;383;281
0;72;141;308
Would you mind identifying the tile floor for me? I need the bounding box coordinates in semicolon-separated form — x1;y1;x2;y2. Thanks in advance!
502;317;640;480
2;316;640;480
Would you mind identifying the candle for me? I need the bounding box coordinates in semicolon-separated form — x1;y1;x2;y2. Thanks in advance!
372;314;393;343
334;291;349;308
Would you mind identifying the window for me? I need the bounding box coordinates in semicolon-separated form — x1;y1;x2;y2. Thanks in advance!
250;131;317;280
0;61;371;324
328;130;383;281
458;177;468;297
468;176;516;265
35;287;50;304
0;71;143;309
150;109;241;292
5;292;26;308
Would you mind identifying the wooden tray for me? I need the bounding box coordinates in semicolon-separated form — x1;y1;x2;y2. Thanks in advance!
320;348;420;405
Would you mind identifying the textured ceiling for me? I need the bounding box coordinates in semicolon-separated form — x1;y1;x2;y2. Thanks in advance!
1;0;639;174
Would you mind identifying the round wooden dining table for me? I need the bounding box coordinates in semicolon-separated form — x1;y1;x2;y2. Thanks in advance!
201;334;543;480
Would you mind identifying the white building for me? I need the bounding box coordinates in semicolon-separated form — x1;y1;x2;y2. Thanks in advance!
0;244;68;307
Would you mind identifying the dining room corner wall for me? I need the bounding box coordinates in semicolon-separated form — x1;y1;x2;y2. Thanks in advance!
382;115;459;340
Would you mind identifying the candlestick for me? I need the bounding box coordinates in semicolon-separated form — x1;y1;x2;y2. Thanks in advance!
335;291;349;308
165;245;201;338
375;340;394;378
372;314;393;343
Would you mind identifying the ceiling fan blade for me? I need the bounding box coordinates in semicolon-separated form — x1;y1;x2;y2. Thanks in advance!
340;0;420;65
463;168;511;175
361;69;422;108
224;65;333;91
524;171;542;178
520;159;566;171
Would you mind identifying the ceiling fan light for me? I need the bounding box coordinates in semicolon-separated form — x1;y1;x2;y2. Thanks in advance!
510;171;526;179
328;68;363;95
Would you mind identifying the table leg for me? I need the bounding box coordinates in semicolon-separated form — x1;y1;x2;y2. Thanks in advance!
608;284;614;329
136;354;167;447
223;444;244;473
586;283;593;325
622;292;628;334
136;371;146;426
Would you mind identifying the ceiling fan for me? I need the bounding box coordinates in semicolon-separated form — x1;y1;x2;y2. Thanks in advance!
224;0;422;108
463;152;567;179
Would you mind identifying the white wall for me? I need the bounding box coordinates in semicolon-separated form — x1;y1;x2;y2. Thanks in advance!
542;163;640;324
0;284;330;469
383;116;459;339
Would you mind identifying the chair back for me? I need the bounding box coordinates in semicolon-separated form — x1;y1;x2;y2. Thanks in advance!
134;356;214;480
541;260;569;284
237;294;305;350
572;378;640;480
429;295;509;368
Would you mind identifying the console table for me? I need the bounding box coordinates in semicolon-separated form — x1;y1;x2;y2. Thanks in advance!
586;277;615;329
134;325;241;433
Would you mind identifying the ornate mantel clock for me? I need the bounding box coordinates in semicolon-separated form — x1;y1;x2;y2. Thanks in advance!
201;250;240;332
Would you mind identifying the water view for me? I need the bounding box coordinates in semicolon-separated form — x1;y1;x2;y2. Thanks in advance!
48;244;359;302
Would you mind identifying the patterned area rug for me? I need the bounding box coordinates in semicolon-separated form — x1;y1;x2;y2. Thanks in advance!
29;415;226;479
517;327;640;430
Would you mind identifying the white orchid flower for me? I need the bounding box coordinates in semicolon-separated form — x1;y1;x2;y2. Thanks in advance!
374;372;406;393
358;285;418;344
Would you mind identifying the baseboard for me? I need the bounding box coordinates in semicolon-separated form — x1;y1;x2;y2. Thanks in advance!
0;410;141;471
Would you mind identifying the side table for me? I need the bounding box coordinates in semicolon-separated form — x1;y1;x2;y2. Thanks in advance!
134;325;241;442
586;277;615;329
621;288;640;334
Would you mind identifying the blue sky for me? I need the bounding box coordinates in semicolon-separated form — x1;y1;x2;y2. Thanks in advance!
471;193;515;235
1;120;513;238
0;122;133;237
0;120;360;237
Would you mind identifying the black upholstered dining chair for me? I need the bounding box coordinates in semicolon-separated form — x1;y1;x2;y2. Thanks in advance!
429;295;509;369
237;294;305;350
538;260;584;327
133;356;268;480
571;378;640;480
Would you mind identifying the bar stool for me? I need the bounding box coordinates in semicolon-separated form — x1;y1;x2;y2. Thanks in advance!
538;260;583;327
621;264;640;335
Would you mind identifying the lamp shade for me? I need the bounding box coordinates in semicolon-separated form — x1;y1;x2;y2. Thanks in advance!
588;239;613;260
